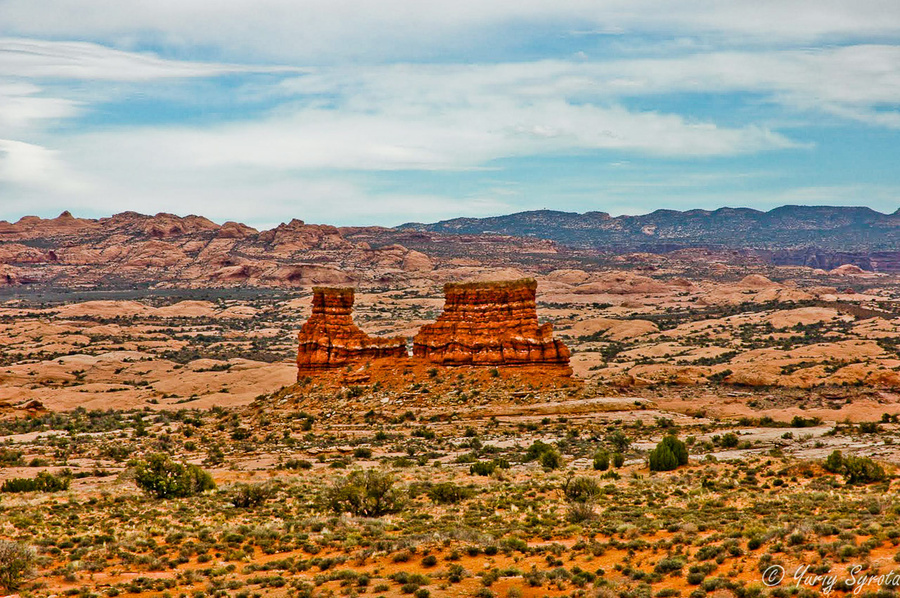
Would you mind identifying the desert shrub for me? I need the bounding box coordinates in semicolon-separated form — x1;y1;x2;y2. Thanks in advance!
823;450;844;473
606;430;631;453
0;449;24;467
612;453;625;468
593;450;610;471
427;482;474;504
654;558;685;574
524;441;553;461
230;483;274;508
720;433;739;448
283;458;313;470
1;471;70;493
843;456;886;485
0;541;34;591
566;502;596;523
649;436;688;472
326;469;404;517
821;451;886;484
563;477;601;503
470;461;496;476
353;447;373;459
231;428;251;441
132;453;215;499
540;449;563;470
649;443;678;471
523;441;563;469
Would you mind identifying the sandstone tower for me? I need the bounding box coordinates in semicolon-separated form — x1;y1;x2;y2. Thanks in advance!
296;287;407;374
412;278;570;366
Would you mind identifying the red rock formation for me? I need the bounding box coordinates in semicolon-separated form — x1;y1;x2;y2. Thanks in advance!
297;287;406;373
413;278;570;367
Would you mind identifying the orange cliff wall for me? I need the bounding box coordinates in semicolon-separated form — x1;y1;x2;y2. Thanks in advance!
296;287;407;374
412;278;570;367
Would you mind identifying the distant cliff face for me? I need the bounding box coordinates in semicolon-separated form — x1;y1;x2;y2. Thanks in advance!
400;206;900;271
0;212;434;288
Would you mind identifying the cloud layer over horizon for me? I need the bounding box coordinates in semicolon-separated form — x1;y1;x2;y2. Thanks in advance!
1;1;899;227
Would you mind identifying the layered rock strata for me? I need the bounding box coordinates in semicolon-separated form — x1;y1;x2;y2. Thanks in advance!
413;278;570;366
297;287;406;373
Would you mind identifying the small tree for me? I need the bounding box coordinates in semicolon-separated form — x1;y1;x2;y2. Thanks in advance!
649;443;678;472
649;436;688;472
132;453;215;499
0;540;34;591
327;469;404;517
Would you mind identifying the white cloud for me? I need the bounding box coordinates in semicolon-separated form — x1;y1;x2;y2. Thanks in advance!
0;82;81;133
2;1;900;63
2;170;511;228
0;38;304;80
0;3;898;225
0;138;89;193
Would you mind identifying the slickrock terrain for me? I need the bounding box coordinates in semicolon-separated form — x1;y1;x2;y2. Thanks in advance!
296;287;406;372
0;212;435;288
413;278;571;367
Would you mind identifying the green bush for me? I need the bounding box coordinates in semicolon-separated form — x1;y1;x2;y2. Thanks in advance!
593;450;610;471
524;441;563;469
612;453;625;468
654;557;685;574
649;436;688;472
821;450;885;484
563;476;601;503
230;483;273;508
132;453;215;499
0;540;34;591
539;449;563;470
524;441;553;461
427;482;474;504
1;471;70;493
823;450;844;473
326;469;404;517
606;430;631;452
843;456;886;485
470;461;494;476
720;433;739;448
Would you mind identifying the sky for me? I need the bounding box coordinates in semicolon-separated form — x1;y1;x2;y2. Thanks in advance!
1;1;899;228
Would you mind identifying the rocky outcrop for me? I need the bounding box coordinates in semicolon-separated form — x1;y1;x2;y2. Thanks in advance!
413;278;570;366
297;287;406;373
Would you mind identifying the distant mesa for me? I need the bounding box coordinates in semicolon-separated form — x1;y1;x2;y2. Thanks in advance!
413;278;570;366
296;287;406;372
296;278;570;377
